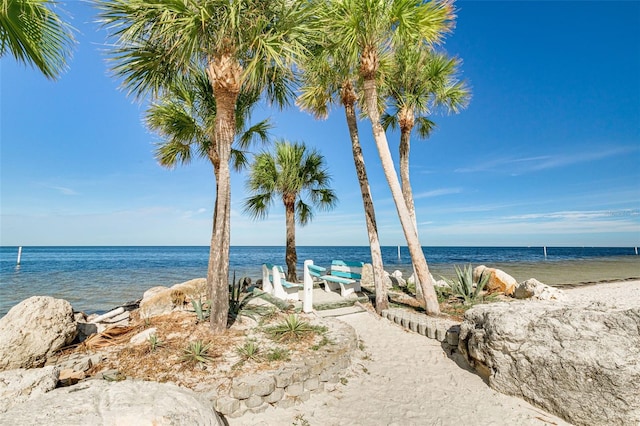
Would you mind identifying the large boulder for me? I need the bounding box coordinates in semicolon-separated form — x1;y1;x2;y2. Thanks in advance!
139;278;207;319
514;278;566;301
0;366;60;413
0;296;77;370
0;379;224;425
458;301;640;426
473;265;517;296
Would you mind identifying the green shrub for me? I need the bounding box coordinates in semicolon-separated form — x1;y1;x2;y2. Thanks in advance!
442;264;490;305
265;347;290;362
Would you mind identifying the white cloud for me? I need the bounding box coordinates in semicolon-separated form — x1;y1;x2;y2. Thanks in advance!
414;188;462;199
51;186;79;196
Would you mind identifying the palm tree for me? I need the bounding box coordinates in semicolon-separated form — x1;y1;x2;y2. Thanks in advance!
318;0;455;315
244;140;337;282
147;69;271;173
0;0;75;79
382;46;470;300
97;0;312;332
297;48;389;313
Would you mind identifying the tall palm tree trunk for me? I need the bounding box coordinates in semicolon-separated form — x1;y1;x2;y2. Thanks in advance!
207;79;238;333
399;121;423;301
284;198;298;282
342;82;388;313
362;79;440;315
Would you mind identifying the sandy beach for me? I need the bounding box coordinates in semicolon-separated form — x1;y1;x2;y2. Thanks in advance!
229;280;640;426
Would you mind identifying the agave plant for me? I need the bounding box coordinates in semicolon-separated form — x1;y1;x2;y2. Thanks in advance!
265;314;325;342
442;264;490;305
190;297;211;323
228;274;270;324
182;340;214;364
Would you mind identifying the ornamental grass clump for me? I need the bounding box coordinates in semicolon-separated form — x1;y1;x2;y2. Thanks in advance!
265;314;325;342
442;264;490;305
182;340;214;365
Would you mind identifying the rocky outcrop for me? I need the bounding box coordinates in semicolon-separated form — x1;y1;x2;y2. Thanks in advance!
139;278;207;319
458;301;640;426
514;278;566;301
0;296;77;370
0;366;60;413
0;379;224;425
473;265;517;295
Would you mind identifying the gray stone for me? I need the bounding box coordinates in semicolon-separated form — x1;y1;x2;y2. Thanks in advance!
277;397;295;409
0;296;77;370
436;327;446;341
249;402;269;414
129;327;157;345
514;279;567;301
417;321;427;336
231;378;252;400
264;387;284;404
426;325;435;339
0;379;223;425
214;396;240;416
274;369;293;388
244;394;263;409
458;301;640;426
286;382;304;397
252;375;275;397
0;366;59;413
304;376;319;391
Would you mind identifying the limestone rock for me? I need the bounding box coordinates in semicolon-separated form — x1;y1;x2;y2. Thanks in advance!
129;327;158;345
0;366;59;413
0;296;77;370
360;263;393;289
473;265;516;295
458;301;640;426
139;278;206;319
514;278;566;301
0;379;224;425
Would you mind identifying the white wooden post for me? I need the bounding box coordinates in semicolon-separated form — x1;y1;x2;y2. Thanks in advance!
17;246;22;265
303;260;314;313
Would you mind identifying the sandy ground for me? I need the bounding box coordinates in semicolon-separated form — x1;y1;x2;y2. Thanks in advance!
227;280;639;426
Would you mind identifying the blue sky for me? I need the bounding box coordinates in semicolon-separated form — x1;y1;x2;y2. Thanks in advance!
1;1;639;247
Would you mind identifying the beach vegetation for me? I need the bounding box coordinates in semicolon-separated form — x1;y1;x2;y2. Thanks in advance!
297;40;389;314
233;340;262;368
96;0;313;334
310;0;455;316
190;297;211;323
182;340;214;365
147;334;163;352
228;274;272;325
243;140;337;282
0;0;76;79
382;47;470;275
442;264;490;305
265;314;326;343
265;347;290;362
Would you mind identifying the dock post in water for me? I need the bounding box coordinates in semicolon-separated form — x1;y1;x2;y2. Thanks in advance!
17;246;22;265
397;245;401;261
635;247;638;255
543;246;547;258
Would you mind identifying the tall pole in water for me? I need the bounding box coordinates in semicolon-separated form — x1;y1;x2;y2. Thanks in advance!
635;247;638;255
397;245;401;261
543;246;547;258
17;246;22;265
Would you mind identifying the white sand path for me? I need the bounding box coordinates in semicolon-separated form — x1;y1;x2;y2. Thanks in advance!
229;280;640;426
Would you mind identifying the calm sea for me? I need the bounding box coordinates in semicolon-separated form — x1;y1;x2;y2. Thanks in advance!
1;246;638;317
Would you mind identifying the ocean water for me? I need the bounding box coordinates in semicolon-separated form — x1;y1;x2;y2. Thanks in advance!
1;246;638;317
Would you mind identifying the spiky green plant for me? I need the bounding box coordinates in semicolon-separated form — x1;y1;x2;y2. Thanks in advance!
236;340;262;362
228;274;270;324
442;264;490;305
191;297;211;323
147;334;163;352
265;314;325;342
182;340;214;364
